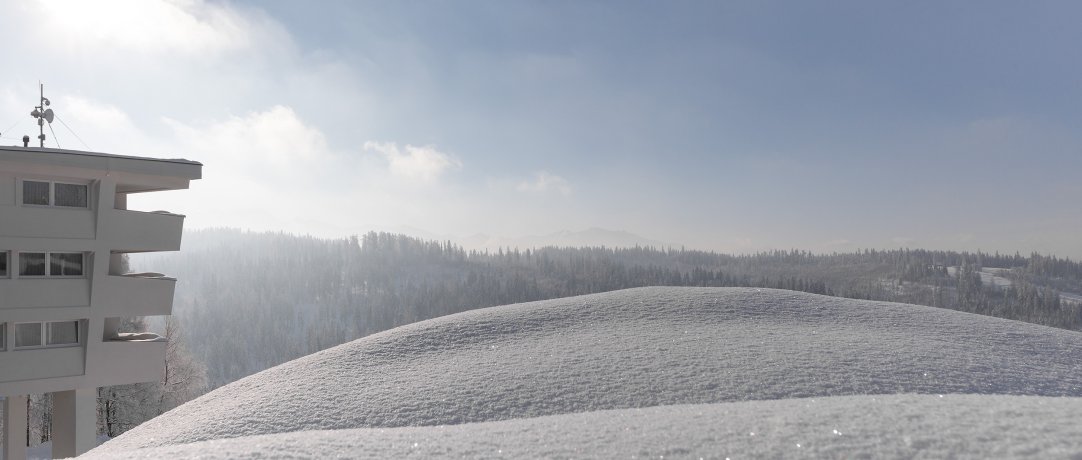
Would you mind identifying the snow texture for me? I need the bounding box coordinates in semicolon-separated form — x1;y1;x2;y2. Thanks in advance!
110;332;166;342
87;287;1082;458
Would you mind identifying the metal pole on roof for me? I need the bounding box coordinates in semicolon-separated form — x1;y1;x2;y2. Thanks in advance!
30;82;54;148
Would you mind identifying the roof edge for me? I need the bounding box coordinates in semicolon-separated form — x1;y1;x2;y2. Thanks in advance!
0;145;202;166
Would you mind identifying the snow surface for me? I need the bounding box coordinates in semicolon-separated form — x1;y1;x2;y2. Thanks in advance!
81;395;1082;459
110;332;166;342
86;287;1082;458
26;435;110;460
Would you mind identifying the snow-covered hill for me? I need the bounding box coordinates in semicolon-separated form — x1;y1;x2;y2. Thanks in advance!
87;287;1082;458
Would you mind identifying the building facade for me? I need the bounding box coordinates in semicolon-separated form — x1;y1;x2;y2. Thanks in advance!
0;146;201;459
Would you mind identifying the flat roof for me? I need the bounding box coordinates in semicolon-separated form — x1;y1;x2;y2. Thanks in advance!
0;145;202;182
0;145;201;166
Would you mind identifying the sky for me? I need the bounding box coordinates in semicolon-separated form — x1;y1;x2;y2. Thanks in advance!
1;0;1080;257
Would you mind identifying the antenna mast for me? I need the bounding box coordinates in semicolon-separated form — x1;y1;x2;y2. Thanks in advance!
30;82;54;148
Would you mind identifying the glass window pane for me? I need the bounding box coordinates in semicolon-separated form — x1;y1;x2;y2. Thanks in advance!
15;323;42;348
49;253;84;276
64;253;84;276
0;251;7;277
20;253;46;276
47;321;79;345
22;181;50;205
0;322;6;351
54;183;88;207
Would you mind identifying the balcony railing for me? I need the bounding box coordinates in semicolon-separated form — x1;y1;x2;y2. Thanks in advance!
104;209;185;252
97;274;177;317
90;340;167;387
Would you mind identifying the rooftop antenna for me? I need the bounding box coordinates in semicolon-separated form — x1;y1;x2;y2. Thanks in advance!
29;82;55;148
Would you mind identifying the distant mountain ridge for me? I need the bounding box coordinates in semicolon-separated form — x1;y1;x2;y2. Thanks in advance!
392;227;668;251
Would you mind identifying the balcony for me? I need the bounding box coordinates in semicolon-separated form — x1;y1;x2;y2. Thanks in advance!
89;340;167;387
103;209;185;252
97;274;177;317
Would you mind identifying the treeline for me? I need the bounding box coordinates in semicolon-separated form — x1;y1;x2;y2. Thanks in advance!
136;229;1082;389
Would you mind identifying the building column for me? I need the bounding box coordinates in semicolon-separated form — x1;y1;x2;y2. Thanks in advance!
51;388;96;459
2;395;28;460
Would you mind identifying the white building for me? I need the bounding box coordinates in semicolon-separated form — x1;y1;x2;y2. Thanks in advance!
0;145;201;459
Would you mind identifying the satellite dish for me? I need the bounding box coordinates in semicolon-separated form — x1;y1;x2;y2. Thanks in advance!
42;97;51;106
43;108;54;124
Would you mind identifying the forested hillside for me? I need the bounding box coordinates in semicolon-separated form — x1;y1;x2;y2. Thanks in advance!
135;229;1082;389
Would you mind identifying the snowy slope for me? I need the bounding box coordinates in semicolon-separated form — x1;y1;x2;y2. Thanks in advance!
87;287;1082;458
82;395;1082;459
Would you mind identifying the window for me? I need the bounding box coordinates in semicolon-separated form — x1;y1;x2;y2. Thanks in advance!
47;321;79;345
18;252;85;277
15;323;42;348
55;183;89;207
13;321;80;348
50;253;84;276
19;252;46;276
0;251;7;277
0;323;6;351
21;180;89;208
22;180;50;205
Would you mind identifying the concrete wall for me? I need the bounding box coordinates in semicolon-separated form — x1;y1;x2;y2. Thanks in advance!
0;172;14;206
0;206;95;240
0;345;85;382
0;279;91;309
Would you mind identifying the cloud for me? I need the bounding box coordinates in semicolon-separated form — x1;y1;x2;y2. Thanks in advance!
892;237;915;245
516;171;572;196
34;0;287;57
364;141;461;184
119;105;343;234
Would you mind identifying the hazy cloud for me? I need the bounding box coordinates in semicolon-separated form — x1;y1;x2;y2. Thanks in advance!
35;0;286;57
364;141;461;184
166;106;329;176
516;171;572;196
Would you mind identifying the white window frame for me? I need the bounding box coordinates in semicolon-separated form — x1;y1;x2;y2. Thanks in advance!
17;251;88;278
19;178;90;209
13;321;81;349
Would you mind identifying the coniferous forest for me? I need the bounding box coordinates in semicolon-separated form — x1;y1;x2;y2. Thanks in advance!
134;229;1082;390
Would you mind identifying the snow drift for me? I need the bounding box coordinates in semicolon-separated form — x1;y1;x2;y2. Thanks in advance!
87;287;1082;458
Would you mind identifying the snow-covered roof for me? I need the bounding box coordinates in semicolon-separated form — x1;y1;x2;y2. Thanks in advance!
86;287;1082;458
